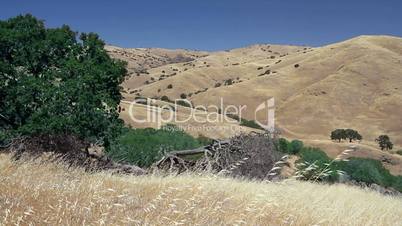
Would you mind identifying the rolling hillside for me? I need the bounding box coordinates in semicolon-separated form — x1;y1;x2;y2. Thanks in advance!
113;35;402;174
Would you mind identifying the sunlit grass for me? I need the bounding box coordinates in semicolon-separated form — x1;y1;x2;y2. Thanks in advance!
0;153;401;225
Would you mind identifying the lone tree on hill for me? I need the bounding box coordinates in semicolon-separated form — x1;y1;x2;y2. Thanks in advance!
375;135;393;151
0;14;127;146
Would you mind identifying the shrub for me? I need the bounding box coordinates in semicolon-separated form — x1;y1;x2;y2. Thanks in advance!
161;95;171;102
294;64;300;68
224;79;233;86
215;83;222;88
337;158;395;188
288;140;304;154
176;100;192;108
167;84;173;89
396;150;402;156
180;93;187;99
107;125;202;167
296;147;339;182
277;138;290;153
296;147;402;192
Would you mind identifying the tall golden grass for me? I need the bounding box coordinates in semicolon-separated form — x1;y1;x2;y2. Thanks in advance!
0;153;401;226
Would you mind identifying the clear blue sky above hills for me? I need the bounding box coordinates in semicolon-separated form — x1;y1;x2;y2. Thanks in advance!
1;0;402;51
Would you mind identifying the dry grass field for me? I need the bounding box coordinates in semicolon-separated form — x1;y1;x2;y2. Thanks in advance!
1;153;402;226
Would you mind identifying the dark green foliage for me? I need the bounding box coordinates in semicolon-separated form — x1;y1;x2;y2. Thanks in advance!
345;129;362;142
0;15;127;145
160;95;172;102
396;150;402;156
277;138;289;153
167;84;173;89
392;176;402;192
337;158;396;188
176;100;192;108
297;147;339;182
375;135;393;151
331;129;346;142
224;79;233;86
180;93;187;99
276;138;303;154
330;129;362;142
299;147;332;165
288;140;304;154
107;125;203;167
297;147;402;192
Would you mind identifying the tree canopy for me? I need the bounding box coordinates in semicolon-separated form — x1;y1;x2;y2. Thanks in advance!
0;14;127;146
375;135;393;151
330;129;362;143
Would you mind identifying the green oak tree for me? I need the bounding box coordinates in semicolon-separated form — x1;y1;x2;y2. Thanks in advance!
375;135;393;151
0;14;127;146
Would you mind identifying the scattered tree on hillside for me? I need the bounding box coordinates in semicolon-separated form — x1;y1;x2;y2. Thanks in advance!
0;14;127;146
375;135;393;151
345;129;362;142
330;129;362;143
331;129;346;142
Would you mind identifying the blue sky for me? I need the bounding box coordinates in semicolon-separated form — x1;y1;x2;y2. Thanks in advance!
1;0;402;50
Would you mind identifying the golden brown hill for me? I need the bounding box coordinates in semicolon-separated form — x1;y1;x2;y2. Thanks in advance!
105;45;208;76
113;35;402;174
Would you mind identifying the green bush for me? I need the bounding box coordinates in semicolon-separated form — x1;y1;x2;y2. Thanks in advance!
296;147;402;192
277;138;290;153
336;158;395;187
297;147;339;182
276;138;303;154
299;147;332;166
288;140;304;154
392;176;402;192
396;150;402;156
176;100;192;108
161;95;172;102
107;125;202;167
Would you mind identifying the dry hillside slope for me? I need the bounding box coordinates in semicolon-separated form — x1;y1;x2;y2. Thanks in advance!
105;45;208;75
113;35;402;174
